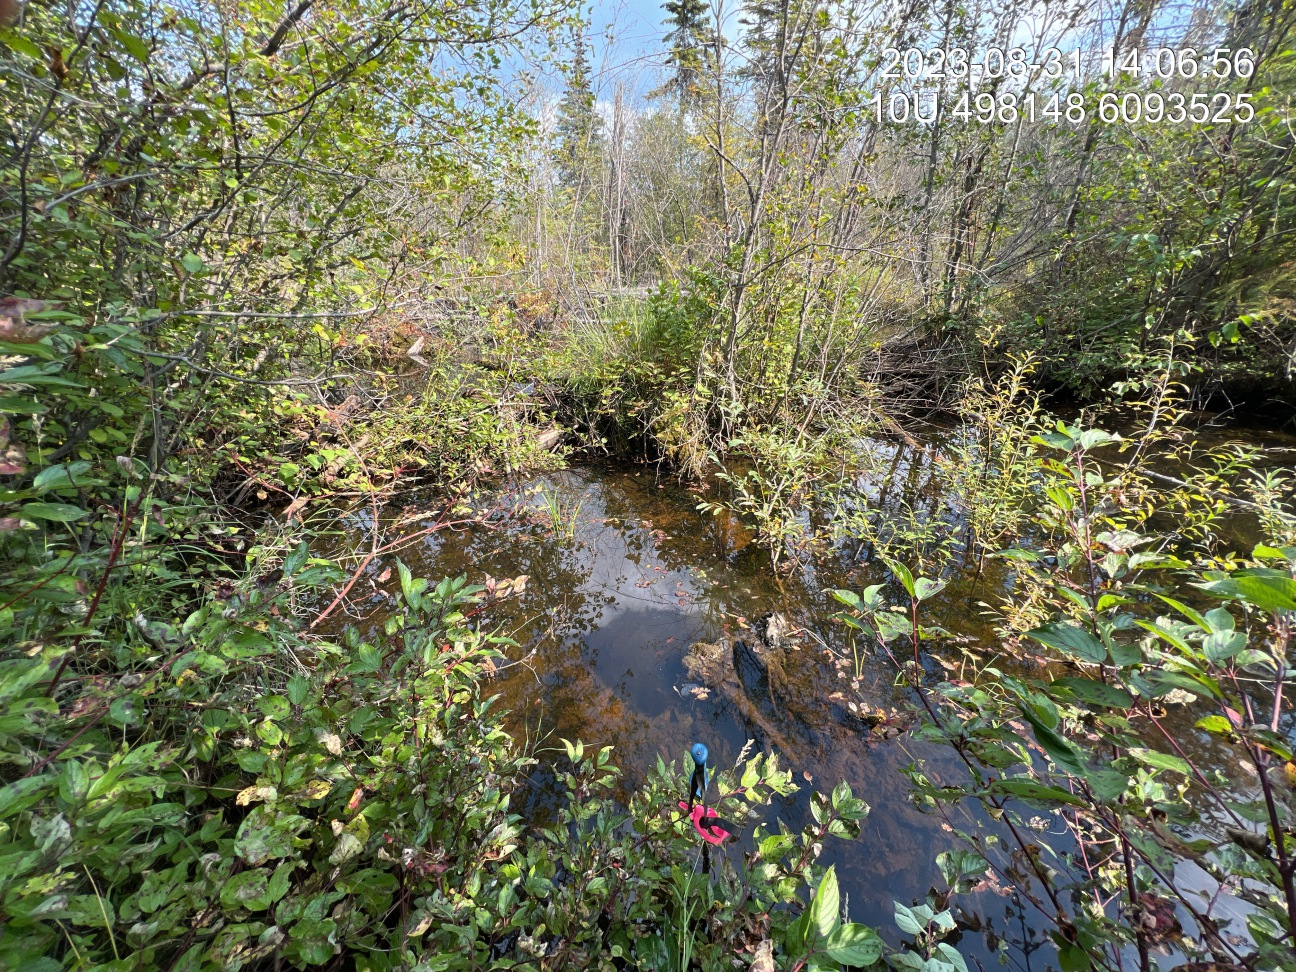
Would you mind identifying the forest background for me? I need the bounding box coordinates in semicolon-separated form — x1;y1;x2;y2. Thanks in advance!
2;0;1295;969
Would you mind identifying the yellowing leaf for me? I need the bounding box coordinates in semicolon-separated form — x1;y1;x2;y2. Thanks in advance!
235;784;278;806
329;831;363;864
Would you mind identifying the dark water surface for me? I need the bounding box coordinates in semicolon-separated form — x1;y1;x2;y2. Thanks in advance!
321;420;1296;967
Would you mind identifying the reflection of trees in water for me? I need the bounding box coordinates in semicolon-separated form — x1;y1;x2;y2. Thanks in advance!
334;468;1082;972
400;472;947;819
403;474;705;801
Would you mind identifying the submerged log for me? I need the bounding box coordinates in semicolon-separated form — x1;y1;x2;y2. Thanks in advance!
680;612;913;764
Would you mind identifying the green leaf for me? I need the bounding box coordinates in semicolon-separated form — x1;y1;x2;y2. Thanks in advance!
353;643;382;673
282;540;308;577
914;577;948;602
989;778;1087;807
1125;827;1177;874
1127;747;1192;776
825;923;883;965
859;584;886;610
0;395;48;413
1053;587;1093;613
937;849;989;886
3;32;44;61
33;461;94;493
1137;670;1218;700
1058;942;1092;972
290;917;337;965
808;865;840;939
875;611;910;641
830;589;863;611
112;29;151;62
1086;768;1132;802
889;561;916;598
1076;429;1119;451
0;363;82;387
329;831;364;864
1107;638;1143;668
60;760;89;803
1226;800;1271;824
1020;709;1087;775
287;673;309;706
1134;618;1191;651
934;942;969;972
20;503;87;522
991;548;1041;561
1026;623;1105;663
1032;431;1074;451
235;807;305;865
894;902;927;936
1199;573;1296;612
0;776;52;818
257;695;290;720
1195;715;1233;735
1231;573;1296;612
267;861;295;904
181;253;204;274
219;870;270;911
1203;608;1235;633
1203;629;1248;663
396;560;427;609
1050;677;1133;709
1246;728;1295;763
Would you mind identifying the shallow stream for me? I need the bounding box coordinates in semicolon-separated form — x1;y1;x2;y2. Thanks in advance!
323;418;1296;967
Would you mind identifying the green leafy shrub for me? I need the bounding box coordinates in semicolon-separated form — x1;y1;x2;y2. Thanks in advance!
833;420;1296;972
0;535;895;969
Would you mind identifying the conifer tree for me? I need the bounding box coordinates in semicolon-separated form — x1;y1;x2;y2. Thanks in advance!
740;0;783;81
555;34;603;191
740;0;789;129
660;0;713;112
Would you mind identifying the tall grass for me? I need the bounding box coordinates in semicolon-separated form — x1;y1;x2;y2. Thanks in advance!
554;295;658;395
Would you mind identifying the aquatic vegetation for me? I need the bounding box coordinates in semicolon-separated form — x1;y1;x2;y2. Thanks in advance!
701;425;858;570
531;482;586;542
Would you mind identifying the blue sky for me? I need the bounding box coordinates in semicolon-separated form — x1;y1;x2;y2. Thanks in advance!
582;0;675;96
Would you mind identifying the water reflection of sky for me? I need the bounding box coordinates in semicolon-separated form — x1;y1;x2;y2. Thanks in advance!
322;463;1017;961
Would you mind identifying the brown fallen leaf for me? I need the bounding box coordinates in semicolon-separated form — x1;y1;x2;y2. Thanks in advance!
1136;892;1182;945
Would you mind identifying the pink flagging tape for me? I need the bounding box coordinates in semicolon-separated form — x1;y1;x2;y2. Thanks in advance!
677;801;732;845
